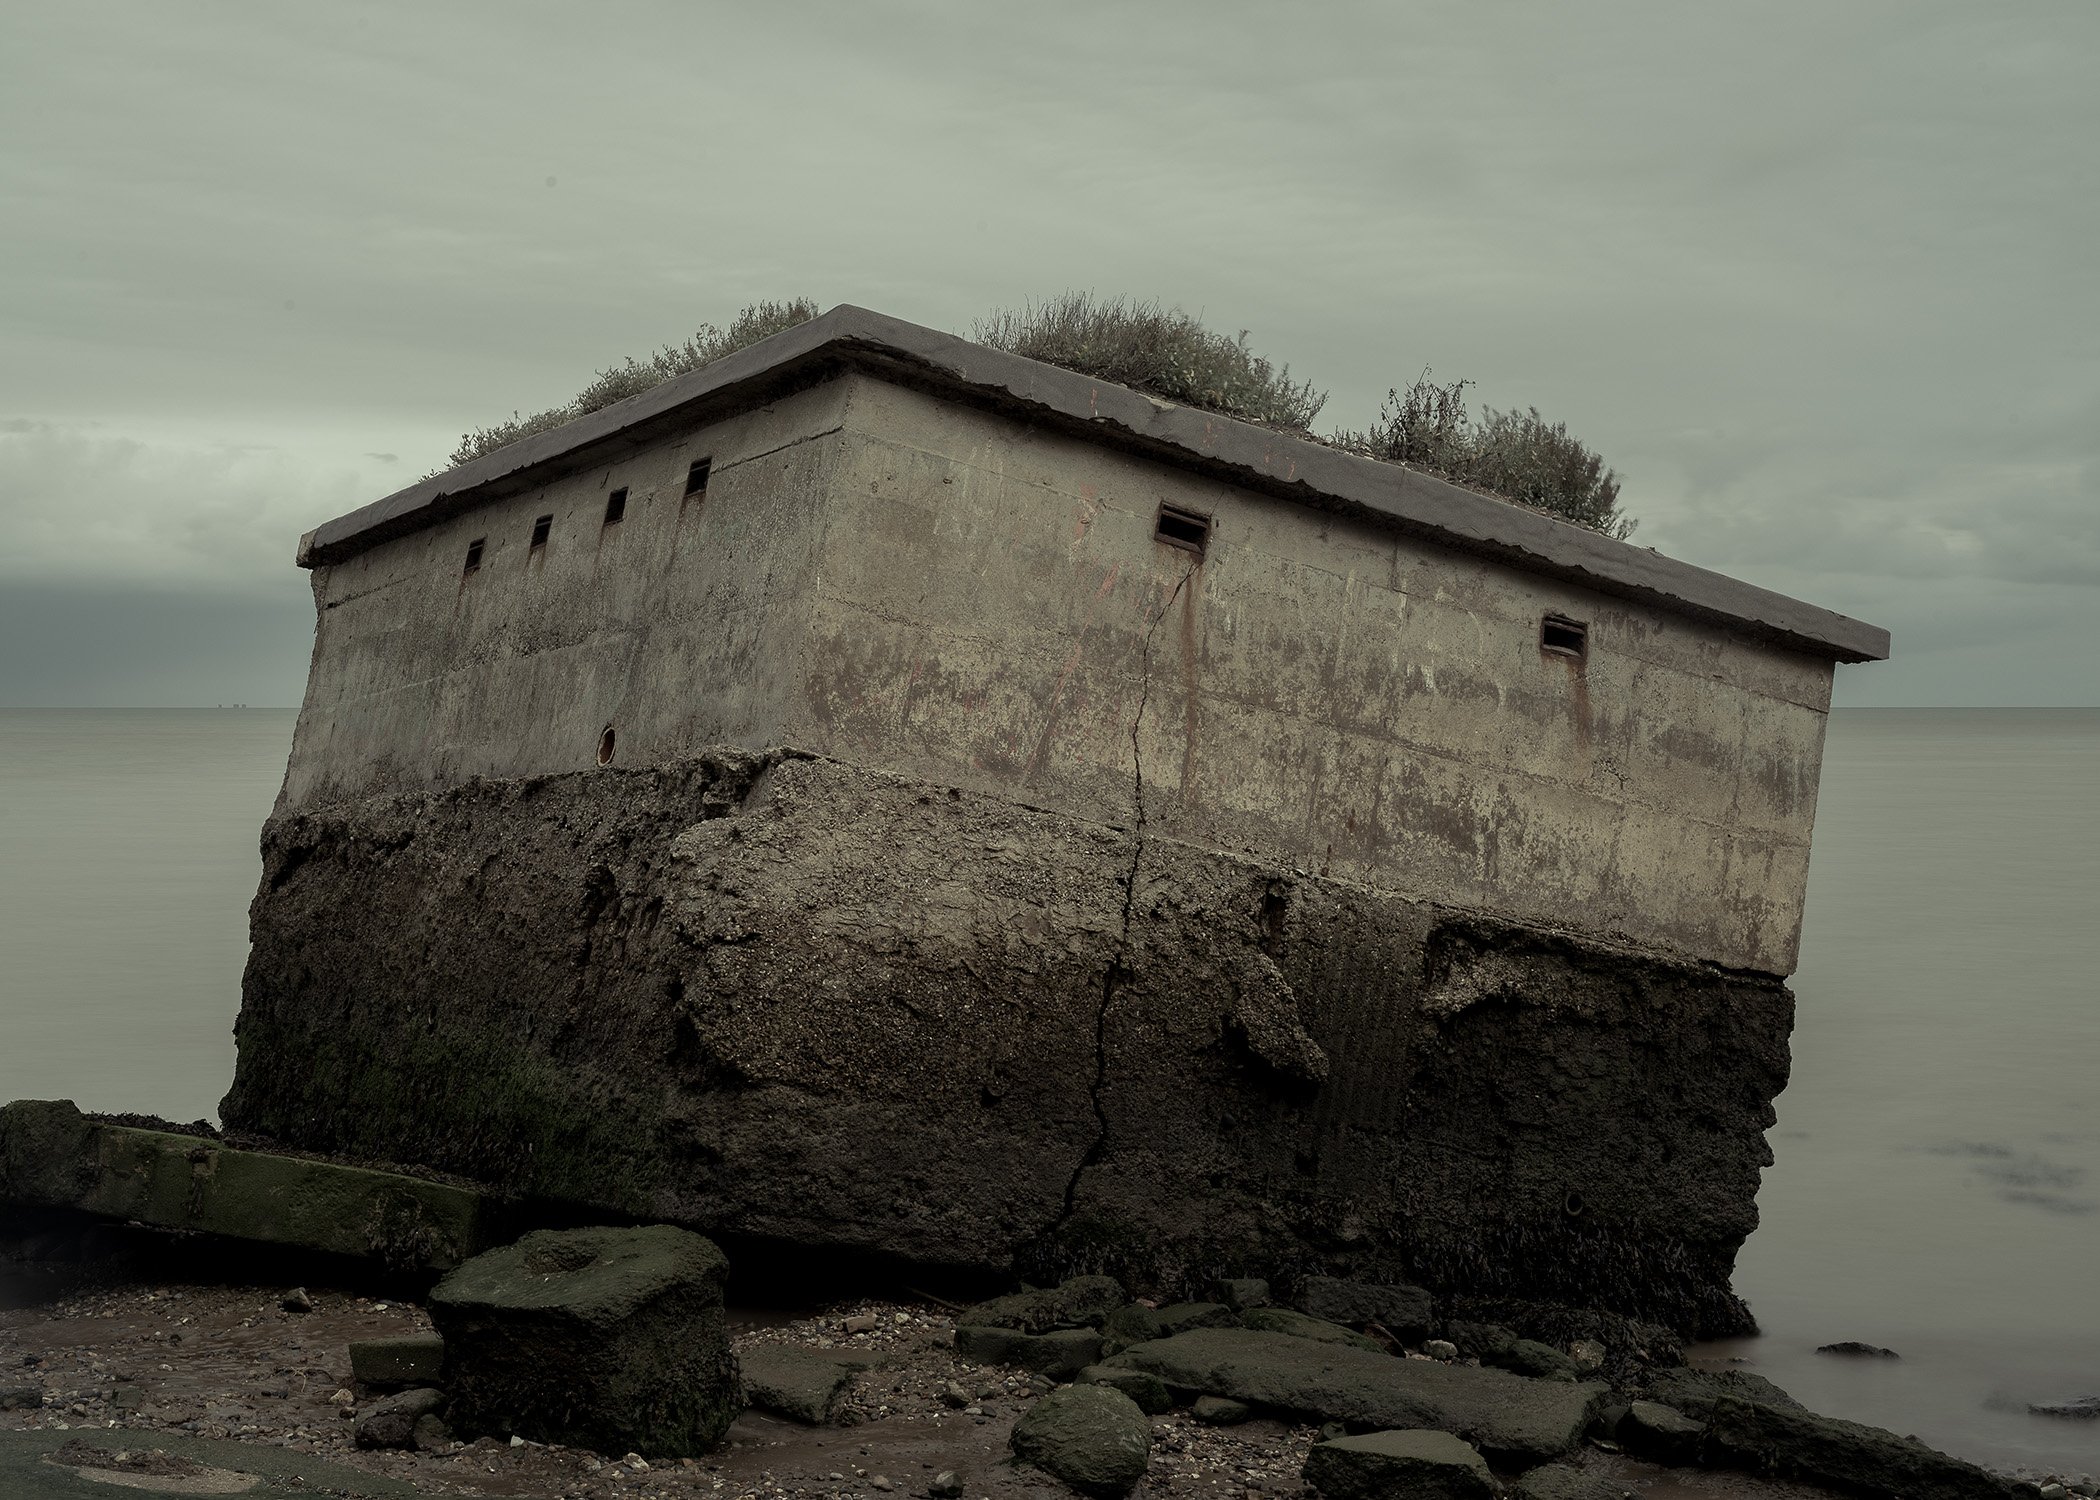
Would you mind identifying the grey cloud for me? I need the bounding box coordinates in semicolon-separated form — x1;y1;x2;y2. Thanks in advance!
0;1;2093;705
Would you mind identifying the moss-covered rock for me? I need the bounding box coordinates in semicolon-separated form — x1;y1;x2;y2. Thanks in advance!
1010;1385;1152;1497
1303;1430;1493;1500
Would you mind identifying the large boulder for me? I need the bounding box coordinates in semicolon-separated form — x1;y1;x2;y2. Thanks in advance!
1293;1276;1434;1340
1010;1384;1152;1497
1303;1430;1493;1500
1108;1329;1606;1468
1701;1395;2032;1500
1512;1462;1633;1500
429;1224;739;1457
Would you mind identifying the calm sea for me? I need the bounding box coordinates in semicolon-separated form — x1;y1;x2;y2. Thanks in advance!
0;707;2094;1471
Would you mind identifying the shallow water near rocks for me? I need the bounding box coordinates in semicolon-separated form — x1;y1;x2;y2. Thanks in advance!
1;707;2095;1473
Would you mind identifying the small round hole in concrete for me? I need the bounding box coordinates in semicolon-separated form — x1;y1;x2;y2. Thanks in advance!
1563;1190;1586;1218
596;726;616;766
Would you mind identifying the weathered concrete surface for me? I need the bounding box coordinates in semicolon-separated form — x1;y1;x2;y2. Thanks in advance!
0;1427;424;1497
429;1224;740;1457
739;1345;878;1424
0;1099;488;1271
278;370;1841;976
1106;1328;1608;1469
223;750;1792;1336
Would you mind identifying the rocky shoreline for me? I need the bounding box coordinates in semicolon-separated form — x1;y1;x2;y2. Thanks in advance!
4;1261;2094;1500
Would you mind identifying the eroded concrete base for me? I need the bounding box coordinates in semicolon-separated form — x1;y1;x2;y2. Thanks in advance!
221;750;1793;1337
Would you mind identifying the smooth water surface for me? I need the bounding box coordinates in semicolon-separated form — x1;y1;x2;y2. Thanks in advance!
0;709;294;1122
0;706;2093;1469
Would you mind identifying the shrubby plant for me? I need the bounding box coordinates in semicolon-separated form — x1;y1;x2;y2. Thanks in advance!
972;293;1328;431
441;294;1633;538
1334;370;1635;539
448;299;820;467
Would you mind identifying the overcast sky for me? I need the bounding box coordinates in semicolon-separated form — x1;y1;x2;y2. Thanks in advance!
3;3;2094;706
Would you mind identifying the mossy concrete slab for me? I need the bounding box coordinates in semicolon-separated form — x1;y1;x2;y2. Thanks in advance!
0;1100;489;1271
1108;1328;1607;1469
0;1427;424;1497
349;1335;445;1387
740;1345;880;1424
1303;1429;1493;1500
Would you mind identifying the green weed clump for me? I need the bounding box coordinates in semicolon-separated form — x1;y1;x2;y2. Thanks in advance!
448;298;819;467
973;293;1328;431
1334;370;1635;539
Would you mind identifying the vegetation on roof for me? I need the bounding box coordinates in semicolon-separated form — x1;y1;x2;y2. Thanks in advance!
447;299;819;468
1332;371;1633;539
444;294;1633;538
972;294;1328;431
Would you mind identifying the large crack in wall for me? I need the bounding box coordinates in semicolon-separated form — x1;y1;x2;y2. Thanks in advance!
1052;559;1198;1233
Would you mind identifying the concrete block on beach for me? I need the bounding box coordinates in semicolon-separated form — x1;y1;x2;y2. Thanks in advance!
429;1223;740;1457
0;1098;490;1270
1302;1429;1494;1500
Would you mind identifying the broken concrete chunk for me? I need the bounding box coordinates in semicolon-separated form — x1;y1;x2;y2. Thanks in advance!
0;1099;489;1270
1292;1276;1434;1340
1512;1461;1634;1500
1192;1394;1252;1425
1107;1329;1606;1469
411;1410;452;1451
1617;1400;1703;1464
1303;1430;1493;1500
739;1345;877;1424
1010;1384;1152;1498
1566;1339;1607;1374
1702;1394;2031;1500
1076;1365;1173;1415
348;1333;445;1388
956;1275;1125;1333
430;1224;739;1457
0;1386;42;1411
1237;1307;1384;1353
356;1386;444;1449
954;1325;1104;1382
1641;1367;1801;1418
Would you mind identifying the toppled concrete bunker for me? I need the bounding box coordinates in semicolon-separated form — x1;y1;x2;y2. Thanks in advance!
221;306;1888;1337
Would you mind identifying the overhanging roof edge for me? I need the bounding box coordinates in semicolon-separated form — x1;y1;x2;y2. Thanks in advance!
298;304;1890;664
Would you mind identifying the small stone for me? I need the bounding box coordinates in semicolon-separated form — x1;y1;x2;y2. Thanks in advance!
281;1287;314;1314
1192;1395;1252;1426
871;1476;894;1491
1815;1341;1899;1358
1491;1339;1579;1383
355;1387;444;1449
929;1471;964;1498
626;1452;650;1471
329;1388;354;1407
1567;1339;1607;1373
1422;1340;1458;1360
412;1411;452;1451
2038;1486;2067;1500
1215;1278;1271;1311
940;1380;972;1409
1303;1430;1493;1500
844;1314;881;1334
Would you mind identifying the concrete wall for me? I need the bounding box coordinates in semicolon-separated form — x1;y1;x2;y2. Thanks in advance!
280;369;1831;974
277;380;853;813
793;377;1833;974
